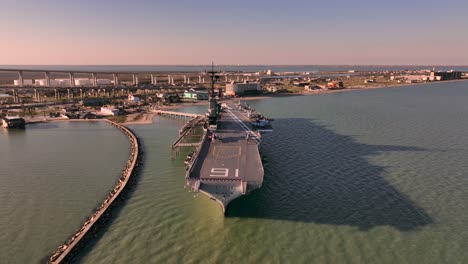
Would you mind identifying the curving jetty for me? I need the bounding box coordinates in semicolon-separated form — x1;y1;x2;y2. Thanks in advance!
47;120;142;264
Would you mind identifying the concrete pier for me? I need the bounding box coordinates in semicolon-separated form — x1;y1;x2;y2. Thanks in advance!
154;110;203;118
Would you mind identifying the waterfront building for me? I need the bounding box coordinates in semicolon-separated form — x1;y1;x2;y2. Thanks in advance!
431;70;462;81
183;90;209;100
1;116;25;128
225;81;261;96
13;80;33;86
74;78;92;86
304;85;324;91
100;107;120;116
327;81;344;89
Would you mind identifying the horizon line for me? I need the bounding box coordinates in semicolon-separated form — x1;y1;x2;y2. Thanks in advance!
1;64;467;67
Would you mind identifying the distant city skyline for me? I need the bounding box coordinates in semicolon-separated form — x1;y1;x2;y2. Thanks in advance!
1;0;467;65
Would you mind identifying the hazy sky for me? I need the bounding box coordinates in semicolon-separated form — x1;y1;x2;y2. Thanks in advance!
1;0;467;65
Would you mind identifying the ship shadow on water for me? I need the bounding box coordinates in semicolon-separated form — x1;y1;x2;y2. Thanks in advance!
226;118;432;231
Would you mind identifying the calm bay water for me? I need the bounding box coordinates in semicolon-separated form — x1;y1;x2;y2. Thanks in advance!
0;121;129;263
2;81;468;263
79;81;468;263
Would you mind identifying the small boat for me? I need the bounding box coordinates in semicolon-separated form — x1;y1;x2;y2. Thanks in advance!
251;119;270;128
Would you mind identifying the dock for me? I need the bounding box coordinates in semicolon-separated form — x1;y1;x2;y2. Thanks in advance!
153;110;203;119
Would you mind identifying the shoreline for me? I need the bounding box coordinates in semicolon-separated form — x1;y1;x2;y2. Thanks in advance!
21;79;467;127
118;79;468;125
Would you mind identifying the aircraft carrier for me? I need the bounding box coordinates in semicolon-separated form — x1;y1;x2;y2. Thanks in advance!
182;66;271;212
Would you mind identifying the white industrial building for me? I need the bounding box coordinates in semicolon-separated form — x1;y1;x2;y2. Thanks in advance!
100;107;120;116
55;79;71;86
34;79;61;86
14;78;114;87
225;81;261;96
13;80;34;86
74;78;92;86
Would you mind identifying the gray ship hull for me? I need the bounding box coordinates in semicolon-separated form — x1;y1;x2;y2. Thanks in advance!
186;104;265;212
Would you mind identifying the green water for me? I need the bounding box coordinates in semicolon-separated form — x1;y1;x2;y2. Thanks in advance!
3;81;468;263
80;81;468;263
0;121;129;263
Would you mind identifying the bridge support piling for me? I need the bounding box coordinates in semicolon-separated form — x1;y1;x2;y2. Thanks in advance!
45;72;50;87
18;71;24;87
69;72;75;88
113;73;118;87
92;73;97;87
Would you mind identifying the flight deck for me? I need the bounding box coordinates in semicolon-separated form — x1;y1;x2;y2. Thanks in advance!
185;102;266;212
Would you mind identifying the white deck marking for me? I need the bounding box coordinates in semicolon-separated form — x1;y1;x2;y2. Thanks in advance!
210;168;229;177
